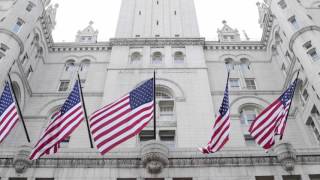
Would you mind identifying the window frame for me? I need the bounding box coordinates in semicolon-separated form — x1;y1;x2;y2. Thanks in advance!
245;78;257;90
12;18;25;33
229;78;241;90
58;80;70;92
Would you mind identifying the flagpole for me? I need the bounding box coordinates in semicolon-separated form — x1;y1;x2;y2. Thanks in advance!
280;70;300;140
77;74;94;148
153;70;157;140
7;73;31;143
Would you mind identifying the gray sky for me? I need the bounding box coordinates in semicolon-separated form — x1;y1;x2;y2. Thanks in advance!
50;0;262;42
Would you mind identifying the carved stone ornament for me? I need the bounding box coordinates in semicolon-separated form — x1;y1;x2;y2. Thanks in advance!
274;142;296;172
141;141;169;174
13;145;32;174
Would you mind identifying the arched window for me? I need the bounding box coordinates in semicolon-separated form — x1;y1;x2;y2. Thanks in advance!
131;52;141;64
65;60;75;71
156;86;174;118
174;51;184;63
80;59;90;71
240;58;250;71
240;105;261;125
36;47;43;58
152;52;162;64
225;58;234;70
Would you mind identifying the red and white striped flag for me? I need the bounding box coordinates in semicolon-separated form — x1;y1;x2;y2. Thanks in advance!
29;81;84;160
90;79;154;155
249;79;298;150
200;75;230;153
0;82;20;143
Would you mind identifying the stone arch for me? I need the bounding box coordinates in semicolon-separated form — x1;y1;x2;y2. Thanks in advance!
230;96;270;115
9;72;26;109
134;78;185;102
38;98;66;117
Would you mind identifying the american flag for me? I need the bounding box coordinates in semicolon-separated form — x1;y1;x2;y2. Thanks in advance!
0;82;19;143
249;79;297;150
29;81;84;160
90;78;154;155
200;77;230;153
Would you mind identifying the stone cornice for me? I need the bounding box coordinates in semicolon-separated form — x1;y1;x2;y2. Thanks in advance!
110;38;206;46
0;152;319;168
204;41;266;51
50;42;112;53
30;92;103;97
211;90;283;96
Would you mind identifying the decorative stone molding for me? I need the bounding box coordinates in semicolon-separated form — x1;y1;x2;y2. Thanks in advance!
13;145;32;174
141;141;169;174
274;142;296;172
0;153;319;169
110;38;205;47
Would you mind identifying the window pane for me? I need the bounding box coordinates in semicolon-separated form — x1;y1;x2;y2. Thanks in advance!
58;81;70;92
310;175;320;180
229;79;240;89
245;79;256;90
282;175;301;180
256;176;274;180
139;130;154;141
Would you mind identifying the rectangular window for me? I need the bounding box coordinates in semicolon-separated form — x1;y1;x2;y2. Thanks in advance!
9;178;28;180
159;130;175;142
159;100;174;115
35;178;54;180
303;41;312;49
310;175;320;180
146;178;164;180
0;43;9;52
139;130;155;142
61;136;70;143
288;16;299;30
58;80;70;92
278;0;287;9
26;66;33;79
244;134;256;146
229;78;240;90
26;1;35;12
12;18;24;33
255;176;274;180
282;175;301;180
245;79;257;90
307;48;320;61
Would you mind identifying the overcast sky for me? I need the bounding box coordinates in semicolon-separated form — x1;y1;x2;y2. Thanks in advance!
50;0;262;42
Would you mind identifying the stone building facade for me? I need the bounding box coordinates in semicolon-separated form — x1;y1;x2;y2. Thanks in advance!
0;0;320;179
